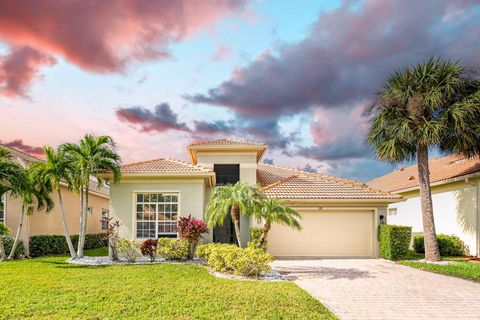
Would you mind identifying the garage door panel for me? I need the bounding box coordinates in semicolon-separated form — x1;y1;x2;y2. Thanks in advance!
267;210;374;257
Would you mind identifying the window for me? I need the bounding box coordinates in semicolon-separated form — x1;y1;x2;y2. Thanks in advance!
214;164;239;186
88;207;93;215
101;209;109;231
135;193;178;239
0;194;5;223
388;208;397;216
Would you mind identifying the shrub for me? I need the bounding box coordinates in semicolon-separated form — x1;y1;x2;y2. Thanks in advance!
157;238;190;261
197;243;274;277
378;225;411;260
140;239;158;262
248;227;266;250
3;237;24;259
413;234;468;256
177;215;208;259
117;240;138;262
29;233;106;258
104;218;121;261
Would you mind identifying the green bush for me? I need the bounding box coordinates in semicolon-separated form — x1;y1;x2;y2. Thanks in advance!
413;234;468;256
197;243;274;277
117;240;138;262
378;225;412;260
248;227;266;250
157;238;190;261
29;233;106;257
3;237;25;258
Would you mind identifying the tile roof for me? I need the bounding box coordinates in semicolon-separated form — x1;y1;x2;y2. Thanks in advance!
120;158;213;174
368;154;480;193
188;138;267;148
257;163;400;200
0;144;42;168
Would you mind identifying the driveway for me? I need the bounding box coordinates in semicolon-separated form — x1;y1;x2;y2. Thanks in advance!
272;259;480;320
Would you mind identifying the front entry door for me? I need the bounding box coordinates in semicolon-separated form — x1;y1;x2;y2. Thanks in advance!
213;212;238;244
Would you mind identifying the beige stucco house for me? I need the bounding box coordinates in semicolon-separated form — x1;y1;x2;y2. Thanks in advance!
0;145;110;253
105;139;400;258
369;154;480;256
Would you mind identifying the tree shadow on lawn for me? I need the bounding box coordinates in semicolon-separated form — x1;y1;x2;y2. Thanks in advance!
276;266;373;281
36;259;109;269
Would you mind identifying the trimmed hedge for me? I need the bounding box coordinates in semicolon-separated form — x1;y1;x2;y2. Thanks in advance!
413;234;468;256
3;237;25;258
29;233;107;257
378;225;411;260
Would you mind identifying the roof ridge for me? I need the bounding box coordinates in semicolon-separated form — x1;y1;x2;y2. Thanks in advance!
164;157;212;171
261;174;299;191
188;138;267;147
122;158;166;167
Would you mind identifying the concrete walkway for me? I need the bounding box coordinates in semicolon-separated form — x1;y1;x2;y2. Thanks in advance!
272;259;480;320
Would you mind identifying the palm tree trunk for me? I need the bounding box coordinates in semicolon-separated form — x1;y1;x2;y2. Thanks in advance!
258;222;271;248
231;205;242;247
417;143;441;261
58;189;76;259
0;237;6;261
8;205;25;260
77;185;89;258
77;188;85;258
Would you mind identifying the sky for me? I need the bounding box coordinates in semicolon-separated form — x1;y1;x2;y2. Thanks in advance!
1;0;479;182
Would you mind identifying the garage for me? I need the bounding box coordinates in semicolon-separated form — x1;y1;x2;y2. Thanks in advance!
267;209;375;257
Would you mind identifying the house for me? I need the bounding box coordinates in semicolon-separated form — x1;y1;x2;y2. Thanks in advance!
0;145;110;254
369;154;480;256
104;139;400;258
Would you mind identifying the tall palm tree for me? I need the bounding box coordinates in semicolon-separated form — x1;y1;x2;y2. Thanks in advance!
367;57;480;261
253;198;302;249
7;166;54;259
61;134;121;258
0;222;10;261
205;181;262;247
29;146;77;258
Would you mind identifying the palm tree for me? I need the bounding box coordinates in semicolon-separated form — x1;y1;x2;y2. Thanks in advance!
29;146;77;258
205;181;262;247
367;57;480;261
253;198;302;249
61;134;121;258
0;222;10;261
7;166;54;259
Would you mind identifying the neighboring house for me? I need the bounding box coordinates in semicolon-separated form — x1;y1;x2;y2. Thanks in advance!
104;139;400;258
0;145;110;253
369;154;480;256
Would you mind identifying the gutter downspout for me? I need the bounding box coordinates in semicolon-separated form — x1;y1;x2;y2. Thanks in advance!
465;178;479;257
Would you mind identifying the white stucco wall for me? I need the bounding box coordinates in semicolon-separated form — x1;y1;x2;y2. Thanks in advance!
388;180;479;256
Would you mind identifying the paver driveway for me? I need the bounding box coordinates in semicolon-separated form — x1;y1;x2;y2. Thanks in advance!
272;259;480;320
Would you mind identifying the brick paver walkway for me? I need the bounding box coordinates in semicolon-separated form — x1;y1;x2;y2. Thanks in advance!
272;259;480;320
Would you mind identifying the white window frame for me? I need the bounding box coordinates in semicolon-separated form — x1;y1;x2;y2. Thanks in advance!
101;208;109;231
134;192;180;240
388;208;397;216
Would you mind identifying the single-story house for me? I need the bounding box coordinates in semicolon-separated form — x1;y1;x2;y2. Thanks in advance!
105;139;400;258
0;145;110;254
369;154;480;256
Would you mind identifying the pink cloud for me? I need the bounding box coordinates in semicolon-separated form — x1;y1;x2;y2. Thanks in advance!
211;45;233;61
0;46;56;98
0;139;44;157
0;0;246;96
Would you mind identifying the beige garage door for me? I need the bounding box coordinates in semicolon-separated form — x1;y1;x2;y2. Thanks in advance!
267;210;374;257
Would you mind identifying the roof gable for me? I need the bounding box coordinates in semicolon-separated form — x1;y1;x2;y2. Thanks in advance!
368;154;480;193
187;138;268;164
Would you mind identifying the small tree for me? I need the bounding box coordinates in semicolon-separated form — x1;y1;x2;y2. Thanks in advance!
253;198;302;249
177;215;208;259
140;239;158;262
104;218;121;261
205;181;262;247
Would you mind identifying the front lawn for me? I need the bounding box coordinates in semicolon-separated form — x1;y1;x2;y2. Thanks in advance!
400;256;480;282
0;252;336;320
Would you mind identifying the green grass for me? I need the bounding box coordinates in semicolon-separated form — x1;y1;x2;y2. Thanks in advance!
84;247;108;256
400;254;480;282
0;255;336;320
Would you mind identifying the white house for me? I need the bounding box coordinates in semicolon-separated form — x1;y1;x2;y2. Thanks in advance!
369;154;480;256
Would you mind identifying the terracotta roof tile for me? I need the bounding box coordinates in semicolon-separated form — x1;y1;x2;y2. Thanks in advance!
257;163;400;200
120;158;213;174
188;138;267;148
368;154;480;193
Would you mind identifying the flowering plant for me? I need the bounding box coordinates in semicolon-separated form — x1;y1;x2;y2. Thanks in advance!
177;215;208;259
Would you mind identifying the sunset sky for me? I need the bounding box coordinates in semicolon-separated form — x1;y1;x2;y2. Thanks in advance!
1;0;479;181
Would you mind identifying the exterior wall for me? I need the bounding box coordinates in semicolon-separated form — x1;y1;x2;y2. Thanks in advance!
4;185;108;251
196;151;257;246
109;178;206;241
388;179;479;256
